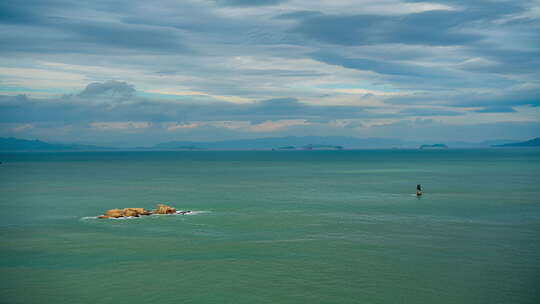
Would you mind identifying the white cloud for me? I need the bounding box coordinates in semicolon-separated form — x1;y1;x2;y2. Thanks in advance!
249;119;311;132
166;122;204;131
215;0;456;18
0;67;88;92
147;89;254;103
91;121;152;130
12;124;34;132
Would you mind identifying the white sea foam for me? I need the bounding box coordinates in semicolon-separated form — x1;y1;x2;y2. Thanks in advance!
80;216;99;220
182;210;209;215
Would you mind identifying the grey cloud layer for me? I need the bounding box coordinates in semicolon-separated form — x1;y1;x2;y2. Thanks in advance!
1;0;190;54
386;87;540;111
0;0;539;143
214;0;287;7
290;11;481;46
78;80;136;98
2;0;537;82
0;82;380;123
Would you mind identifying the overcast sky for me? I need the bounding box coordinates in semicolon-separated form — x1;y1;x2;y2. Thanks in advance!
1;0;539;146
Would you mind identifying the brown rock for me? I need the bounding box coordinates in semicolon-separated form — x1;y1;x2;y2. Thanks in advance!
123;209;139;217
121;208;151;217
105;209;124;218
100;206;170;218
155;204;176;214
124;208;146;215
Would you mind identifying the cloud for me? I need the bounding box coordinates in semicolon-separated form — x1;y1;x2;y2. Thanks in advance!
91;121;151;130
386;86;540;108
249;119;310;132
62;21;188;52
399;108;463;116
166;122;203;131
473;106;516;113
78;81;136;98
289;10;483;46
0;82;381;124
0;0;539;145
146;89;253;103
311;51;449;78
214;0;287;7
0;1;190;55
358;118;540;142
12;123;33;132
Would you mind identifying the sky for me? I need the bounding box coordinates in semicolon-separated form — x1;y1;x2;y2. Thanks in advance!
0;0;539;146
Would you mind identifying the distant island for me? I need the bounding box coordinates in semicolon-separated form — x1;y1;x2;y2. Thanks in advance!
419;144;448;149
275;146;296;150
273;144;343;151
0;136;533;151
302;144;343;150
153;136;384;150
149;143;205;150
493;137;540;147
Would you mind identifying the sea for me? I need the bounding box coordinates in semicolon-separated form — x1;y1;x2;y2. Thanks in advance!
1;149;539;304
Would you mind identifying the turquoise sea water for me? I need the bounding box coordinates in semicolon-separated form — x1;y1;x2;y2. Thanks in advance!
1;149;539;304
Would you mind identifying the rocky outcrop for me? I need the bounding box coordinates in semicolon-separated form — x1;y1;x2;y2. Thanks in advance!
123;208;152;217
98;204;179;219
154;204;176;214
100;207;150;218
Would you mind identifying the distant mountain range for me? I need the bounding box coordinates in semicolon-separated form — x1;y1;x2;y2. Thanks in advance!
0;136;534;152
150;137;522;150
153;136;399;150
493;137;540;147
0;137;112;151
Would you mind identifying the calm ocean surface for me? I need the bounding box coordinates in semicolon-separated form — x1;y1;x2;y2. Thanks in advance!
1;149;539;304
